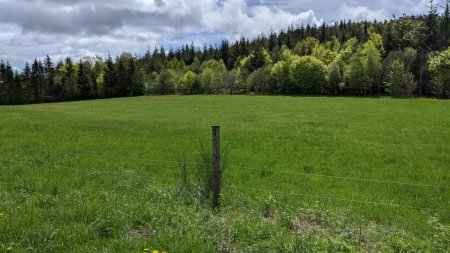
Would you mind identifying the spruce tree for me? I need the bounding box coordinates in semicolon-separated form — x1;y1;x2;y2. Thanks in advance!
78;60;93;99
22;62;31;103
44;55;55;100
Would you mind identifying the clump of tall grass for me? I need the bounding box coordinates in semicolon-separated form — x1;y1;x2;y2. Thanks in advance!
176;142;228;208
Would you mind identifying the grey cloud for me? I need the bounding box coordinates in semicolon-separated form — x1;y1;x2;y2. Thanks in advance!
0;1;206;35
0;0;444;68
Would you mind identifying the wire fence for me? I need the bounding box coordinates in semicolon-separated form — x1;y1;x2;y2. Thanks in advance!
225;185;442;211
15;147;450;189
0;153;448;212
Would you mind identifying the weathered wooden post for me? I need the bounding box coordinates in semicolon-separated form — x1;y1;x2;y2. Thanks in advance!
212;125;221;209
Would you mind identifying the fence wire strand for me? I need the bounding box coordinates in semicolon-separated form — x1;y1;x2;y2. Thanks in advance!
0;157;447;212
13;147;450;189
225;185;444;211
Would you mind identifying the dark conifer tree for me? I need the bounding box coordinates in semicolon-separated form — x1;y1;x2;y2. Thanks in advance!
4;62;15;104
78;60;93;99
0;61;6;104
30;59;45;103
62;57;78;100
44;55;55;100
425;0;439;50
115;56;128;97
13;70;22;104
104;54;116;98
220;39;230;69
320;22;327;42
442;2;450;48
22;62;31;103
128;57;144;96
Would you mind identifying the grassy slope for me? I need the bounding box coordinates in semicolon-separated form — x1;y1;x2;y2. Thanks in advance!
0;96;449;252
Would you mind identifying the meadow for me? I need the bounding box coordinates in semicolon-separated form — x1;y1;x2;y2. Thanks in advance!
0;95;449;252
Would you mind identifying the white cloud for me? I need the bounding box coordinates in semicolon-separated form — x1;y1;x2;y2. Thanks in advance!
0;0;322;67
0;0;444;67
339;3;389;21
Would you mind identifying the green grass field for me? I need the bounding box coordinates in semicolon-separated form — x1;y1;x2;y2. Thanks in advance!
0;96;449;252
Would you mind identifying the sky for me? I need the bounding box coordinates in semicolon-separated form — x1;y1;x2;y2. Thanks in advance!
0;0;446;67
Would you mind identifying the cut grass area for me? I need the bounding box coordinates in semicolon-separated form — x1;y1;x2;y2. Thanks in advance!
0;95;449;252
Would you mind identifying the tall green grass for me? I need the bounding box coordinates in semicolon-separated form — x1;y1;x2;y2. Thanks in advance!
0;96;448;252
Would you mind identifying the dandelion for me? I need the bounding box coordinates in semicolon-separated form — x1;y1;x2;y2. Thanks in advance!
153;250;159;253
143;248;150;253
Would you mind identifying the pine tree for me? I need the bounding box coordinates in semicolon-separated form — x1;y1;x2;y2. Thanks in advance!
78;60;93;99
425;0;439;50
4;62;15;104
220;40;230;69
13;70;22;104
44;55;55;100
22;62;31;103
327;59;342;95
0;61;6;104
30;59;45;103
104;54;116;98
128;57;144;96
62;57;78;100
116;57;128;97
443;2;450;48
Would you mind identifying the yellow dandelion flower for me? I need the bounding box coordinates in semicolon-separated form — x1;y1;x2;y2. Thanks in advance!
143;248;150;253
153;250;159;253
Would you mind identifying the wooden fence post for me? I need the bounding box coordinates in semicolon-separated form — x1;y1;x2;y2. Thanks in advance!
212;125;221;209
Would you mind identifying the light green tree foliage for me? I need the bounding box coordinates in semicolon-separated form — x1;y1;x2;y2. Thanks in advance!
155;69;178;95
199;59;227;93
428;47;450;97
385;59;417;97
368;32;385;56
385;60;405;96
344;53;365;93
312;44;338;65
326;36;342;52
402;47;418;71
271;49;300;93
327;57;344;95
340;37;359;64
145;71;159;94
247;66;276;94
222;69;238;94
199;68;214;94
179;71;198;94
165;59;186;71
294;37;320;56
93;56;106;95
361;41;383;95
158;59;187;94
290;56;327;94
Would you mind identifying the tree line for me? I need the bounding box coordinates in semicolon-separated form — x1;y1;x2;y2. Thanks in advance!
0;1;449;105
